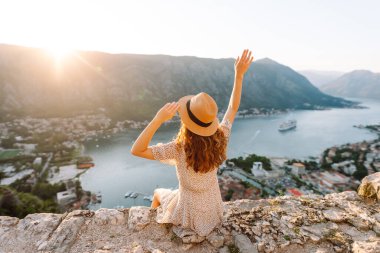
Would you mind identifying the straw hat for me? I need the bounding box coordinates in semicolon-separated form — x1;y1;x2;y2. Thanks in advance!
178;92;219;136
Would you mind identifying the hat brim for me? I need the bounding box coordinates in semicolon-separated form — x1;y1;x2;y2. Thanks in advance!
177;95;219;137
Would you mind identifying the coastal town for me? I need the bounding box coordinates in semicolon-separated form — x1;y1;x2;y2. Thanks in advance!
0;109;379;217
0;112;128;216
219;124;380;201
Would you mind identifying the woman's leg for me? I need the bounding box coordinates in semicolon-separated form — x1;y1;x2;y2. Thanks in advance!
151;191;161;208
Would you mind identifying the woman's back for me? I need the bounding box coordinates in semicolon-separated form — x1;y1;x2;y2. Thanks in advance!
151;119;231;236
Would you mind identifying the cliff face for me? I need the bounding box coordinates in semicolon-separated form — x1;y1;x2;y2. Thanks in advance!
0;173;380;253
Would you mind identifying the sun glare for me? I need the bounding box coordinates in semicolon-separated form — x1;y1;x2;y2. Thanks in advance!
46;46;73;62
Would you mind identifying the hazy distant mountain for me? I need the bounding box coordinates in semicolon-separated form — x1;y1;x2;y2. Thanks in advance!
0;44;356;120
320;70;380;100
299;70;344;87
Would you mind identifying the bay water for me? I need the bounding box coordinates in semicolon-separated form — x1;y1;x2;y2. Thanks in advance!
80;97;380;209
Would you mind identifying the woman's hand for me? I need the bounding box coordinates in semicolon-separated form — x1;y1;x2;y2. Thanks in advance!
234;49;254;78
155;102;180;123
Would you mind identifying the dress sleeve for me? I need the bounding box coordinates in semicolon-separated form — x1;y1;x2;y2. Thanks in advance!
150;141;178;166
219;118;232;139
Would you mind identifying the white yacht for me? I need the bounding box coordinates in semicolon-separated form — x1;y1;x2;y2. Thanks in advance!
124;191;133;198
143;195;153;202
130;192;138;198
278;120;297;132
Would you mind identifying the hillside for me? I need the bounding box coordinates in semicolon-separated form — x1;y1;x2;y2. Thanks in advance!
0;173;379;253
321;70;380;100
0;44;356;120
299;70;344;87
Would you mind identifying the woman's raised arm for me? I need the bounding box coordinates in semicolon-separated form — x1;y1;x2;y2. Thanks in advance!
222;49;254;124
131;102;179;159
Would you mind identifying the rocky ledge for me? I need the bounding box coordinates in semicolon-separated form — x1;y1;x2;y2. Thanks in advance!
1;173;380;253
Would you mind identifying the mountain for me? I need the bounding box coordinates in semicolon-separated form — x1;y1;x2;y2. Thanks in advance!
0;44;356;120
299;70;344;87
320;70;380;100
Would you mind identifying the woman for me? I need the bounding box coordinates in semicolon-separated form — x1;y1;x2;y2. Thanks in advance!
131;49;254;237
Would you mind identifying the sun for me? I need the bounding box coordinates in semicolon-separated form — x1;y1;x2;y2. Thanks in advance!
45;46;73;62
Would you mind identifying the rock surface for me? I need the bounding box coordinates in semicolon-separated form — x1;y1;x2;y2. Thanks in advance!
1;175;380;253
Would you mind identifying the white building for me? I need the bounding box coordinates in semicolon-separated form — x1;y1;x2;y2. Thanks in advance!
251;162;268;177
57;188;77;205
33;157;42;166
331;160;356;175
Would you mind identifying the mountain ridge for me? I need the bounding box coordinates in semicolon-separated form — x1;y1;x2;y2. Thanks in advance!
0;44;357;120
321;70;380;100
299;70;344;87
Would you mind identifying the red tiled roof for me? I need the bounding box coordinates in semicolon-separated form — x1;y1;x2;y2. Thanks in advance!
288;188;303;197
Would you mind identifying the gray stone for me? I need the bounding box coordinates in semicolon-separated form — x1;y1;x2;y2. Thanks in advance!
38;215;85;253
0;183;380;253
251;225;261;236
349;216;371;231
128;206;151;231
0;213;63;252
373;222;380;235
322;207;347;222
94;208;125;225
301;221;338;238
218;246;229;253
374;213;380;223
234;233;258;253
206;231;224;248
132;244;144;253
352;240;380;253
172;226;206;244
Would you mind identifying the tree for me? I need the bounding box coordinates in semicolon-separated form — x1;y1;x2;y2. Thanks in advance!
225;189;234;201
1;136;16;149
228;154;272;173
32;182;66;200
353;166;368;181
16;192;44;218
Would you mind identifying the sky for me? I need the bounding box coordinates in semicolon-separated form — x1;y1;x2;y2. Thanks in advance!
0;0;379;72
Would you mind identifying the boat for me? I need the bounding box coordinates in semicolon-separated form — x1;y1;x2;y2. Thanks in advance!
124;191;133;198
278;120;297;132
129;192;138;198
77;162;95;169
96;192;102;203
143;195;153;202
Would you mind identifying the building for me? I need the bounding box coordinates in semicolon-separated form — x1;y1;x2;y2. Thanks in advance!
288;162;306;175
331;160;356;175
57;188;77;206
328;148;337;158
373;161;380;171
33;157;42;166
251;162;268;177
319;171;350;188
341;152;352;158
287;188;303;197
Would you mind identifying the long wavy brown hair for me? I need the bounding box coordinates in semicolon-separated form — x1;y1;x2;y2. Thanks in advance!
175;122;227;173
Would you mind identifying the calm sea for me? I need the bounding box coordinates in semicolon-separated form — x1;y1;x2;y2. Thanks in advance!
80;97;380;209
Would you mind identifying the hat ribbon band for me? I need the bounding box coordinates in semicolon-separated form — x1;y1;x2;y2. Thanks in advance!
186;100;213;128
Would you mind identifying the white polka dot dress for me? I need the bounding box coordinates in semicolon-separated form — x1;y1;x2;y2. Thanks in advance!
151;119;232;237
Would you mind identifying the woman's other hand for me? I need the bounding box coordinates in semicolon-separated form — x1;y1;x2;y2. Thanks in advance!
155;102;180;123
234;49;254;78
